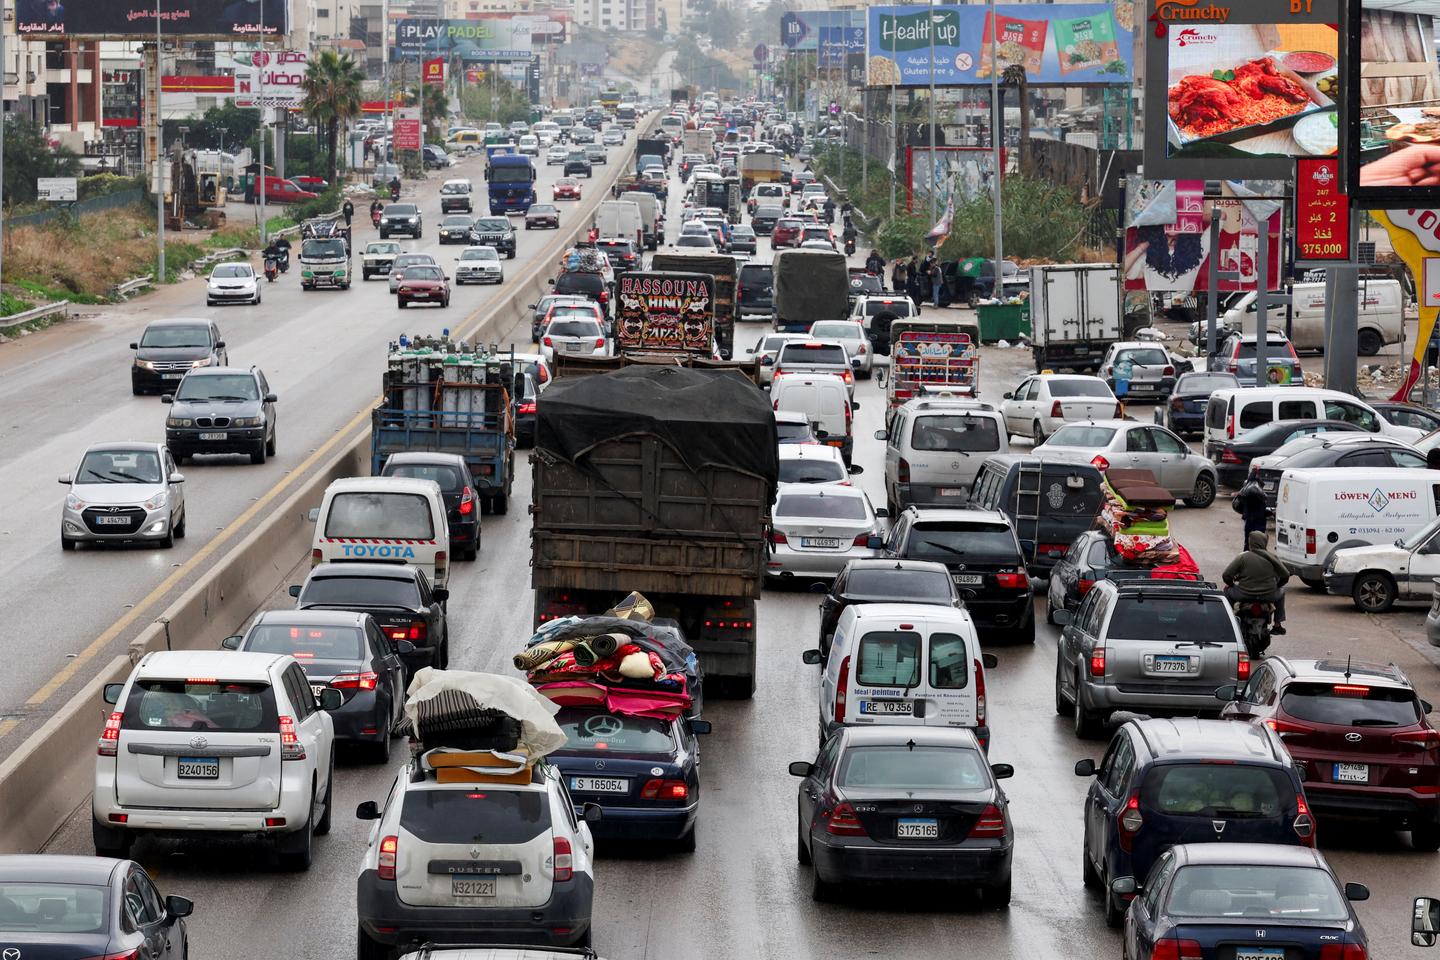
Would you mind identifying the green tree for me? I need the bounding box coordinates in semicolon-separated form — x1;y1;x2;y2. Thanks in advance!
459;77;532;126
300;50;365;185
1001;64;1031;175
2;117;81;206
707;3;742;49
408;82;450;141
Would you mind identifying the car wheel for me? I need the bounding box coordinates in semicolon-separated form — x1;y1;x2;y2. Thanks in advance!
508;249;515;259
206;299;215;307
1358;328;1384;357
796;819;811;865
158;527;175;549
1054;653;1074;717
492;492;509;515
277;798;314;871
1353;571;1398;613
1103;870;1125;928
266;426;277;457
810;866;837;903
92;822;133;859
250;441;267;466
1073;672;1103;738
1412;822;1440;852
1012;614;1036;645
983;874;1012;908
61;536;77;552
315;764;334;836
397;298;407;309
356;926;389;960
1032;420;1047;444
675;824;697;853
174;510;186;540
1183;474;1216;509
1082;846;1101;889
1045;591;1059;625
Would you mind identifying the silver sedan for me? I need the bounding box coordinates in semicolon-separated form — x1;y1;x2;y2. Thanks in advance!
766;483;885;583
1034;419;1219;508
808;319;874;378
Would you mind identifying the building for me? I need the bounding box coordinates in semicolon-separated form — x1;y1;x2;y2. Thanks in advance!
575;0;655;32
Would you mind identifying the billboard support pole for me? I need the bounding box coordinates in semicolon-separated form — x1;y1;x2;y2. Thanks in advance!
154;1;164;282
2;6;6;289
988;0;1002;293
1255;210;1269;382
258;0;267;248
1206;213;1219;361
927;0;936;224
889;23;897;221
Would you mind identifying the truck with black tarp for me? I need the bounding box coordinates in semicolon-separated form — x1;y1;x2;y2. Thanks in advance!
531;366;777;696
635;138;670;171
648;252;737;359
772;248;848;332
614;270;716;357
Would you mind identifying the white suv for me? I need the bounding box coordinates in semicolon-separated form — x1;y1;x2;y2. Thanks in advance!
355;759;600;955
93;650;339;870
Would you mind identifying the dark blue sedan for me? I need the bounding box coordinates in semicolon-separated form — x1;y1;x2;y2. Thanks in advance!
1116;843;1368;960
1159;371;1237;437
550;707;711;851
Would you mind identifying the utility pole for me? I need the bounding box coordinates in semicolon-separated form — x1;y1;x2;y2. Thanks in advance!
155;0;165;282
2;0;8;289
258;0;268;247
927;0;936;223
988;0;1003;293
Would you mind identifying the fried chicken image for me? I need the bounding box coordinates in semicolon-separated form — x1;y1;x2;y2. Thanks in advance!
1168;57;1312;141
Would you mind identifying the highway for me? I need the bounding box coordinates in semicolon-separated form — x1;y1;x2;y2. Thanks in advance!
26;156;1440;958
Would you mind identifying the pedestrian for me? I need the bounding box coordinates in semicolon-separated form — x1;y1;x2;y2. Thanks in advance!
1231;475;1269;551
928;257;943;308
891;257;908;294
341;198;354;227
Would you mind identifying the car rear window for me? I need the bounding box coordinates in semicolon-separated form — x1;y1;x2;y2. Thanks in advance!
547;319;602;338
1141;763;1288;819
1048;380;1113;398
325;492;435;540
555;708;675;753
1047;425;1117;448
1116;348;1170;366
123;680;278;732
780;343;847;366
908;522;1020;564
554;273;603;296
1234;341;1299;360
776;422;813;442
246;623;364;660
837;745;989;790
401;788;550;844
846;568;953;601
740;265;773;286
301;576;421;608
857;630;920;686
1165;865;1347;920
911;415;1001;453
0;883;108;933
1179;375;1234;394
775;492;868;521
384;463;463;492
1106;596;1233;643
778;456;846;484
1279;682;1422;726
864;300;913;317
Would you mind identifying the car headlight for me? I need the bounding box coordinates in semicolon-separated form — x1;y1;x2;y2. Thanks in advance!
190;357;213;369
142;491;168;511
135;359;157;371
65;493;87;511
408;217;418;223
232;416;262;427
166;417;193;428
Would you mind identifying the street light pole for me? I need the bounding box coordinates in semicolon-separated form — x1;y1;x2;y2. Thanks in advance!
927;0;936;224
2;0;8;290
988;0;1003;297
258;0;267;247
155;0;165;282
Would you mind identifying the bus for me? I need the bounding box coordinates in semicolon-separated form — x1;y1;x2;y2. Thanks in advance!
615;102;638;128
600;87;621;111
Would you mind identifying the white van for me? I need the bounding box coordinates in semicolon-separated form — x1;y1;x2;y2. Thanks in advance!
771;374;854;465
1274;466;1440;584
1203;386;1423;462
309;477;450;590
1223;279;1404;356
878;398;1008;514
617;190;662;249
802;603;997;749
593;199;643;250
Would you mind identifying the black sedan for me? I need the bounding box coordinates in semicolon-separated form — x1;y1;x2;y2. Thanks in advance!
791;726;1014;905
226;609;410;762
379;451;481;561
289;562;448;674
1374;401;1440;434
1212;418;1365;487
525;202;561;230
438;215;475;244
1045;529;1201;623
513;370;538;448
1159;371;1237;437
549;707;712;851
815;559;959;658
1117;843;1368;960
0;854;193;959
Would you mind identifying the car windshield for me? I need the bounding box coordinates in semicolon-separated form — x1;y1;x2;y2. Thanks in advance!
140;324;209;348
475;219;509;231
1141;763;1287;819
462;248;499;261
394;255;433;268
175;374;259;402
403;267;443;281
909;522;1019;563
1116;348;1169;366
1178;374;1235;394
245;623;364;660
440;183;469;194
385;463;463;492
77;449;163;484
775;492;867;521
846;567;953;600
303;238;346;258
302;575;422;608
1107;596;1233;642
911;415;1002;452
547;319;602;338
443;216;472;226
367;243;400;255
530;205;557;214
1280;681;1422;726
324;492;435;539
837;745;990;790
123;679;277;732
1047;425;1118;448
1048;379;1114;398
1165;865;1347;920
0;882;108;933
810;322;863;340
212;264;251;279
555;708;675;753
385;205;418;216
491;165;533;184
778;456;846;484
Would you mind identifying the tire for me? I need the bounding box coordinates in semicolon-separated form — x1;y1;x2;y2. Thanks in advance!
171;450;188;465
277;799;314;871
397;299;406;309
492;492;509;515
508;249;516;259
796;819;811;865
92;822;133;860
1353;571;1398;614
370;727;392;764
1082;847;1101;890
1183;474;1217;509
315;765;334;836
983;875;1012;908
1103;872;1125;928
250;442;267;466
206;299;215;307
266;426;277;457
157;529;174;549
356;926;390;960
1055;654;1074;717
1033;420;1047;444
810;866;837;903
1073;673;1104;739
1358;328;1384;357
1412;822;1440;852
61;537;76;552
675;824;697;853
1046;591;1059;625
174;510;186;540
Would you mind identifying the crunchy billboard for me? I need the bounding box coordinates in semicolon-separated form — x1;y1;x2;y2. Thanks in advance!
16;0;288;38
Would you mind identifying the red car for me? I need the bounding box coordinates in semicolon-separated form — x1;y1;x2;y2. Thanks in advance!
553;178;582;201
1220;656;1440;849
396;264;451;309
292;175;329;192
771;218;803;248
251;175;318;204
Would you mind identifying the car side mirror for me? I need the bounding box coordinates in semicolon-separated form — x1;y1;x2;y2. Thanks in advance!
1414;896;1440;946
689;719;712;735
356;800;381;820
168;473;185;484
1426;700;1435;714
288;584;302;598
1074;758;1096;777
1052;610;1073;626
307;508;320;522
161;394;174;404
103;682;124;705
265;393;278;403
873;429;887;441
848;463;864;475
129;342;138;350
1003;391;1013;399
1214;684;1238;702
58;474;72;485
432;588;450;603
548;278;555;285
1345;882;1370;902
216;341;226;349
864;534;884;550
801;649;822;665
978;654;998;670
788;761;813;777
1110;876;1138;897
582;802;604;823
990;763;1015;780
851;401;859;411
527;304;536;310
221;635;242;650
318;687;344;711
164;895;194;919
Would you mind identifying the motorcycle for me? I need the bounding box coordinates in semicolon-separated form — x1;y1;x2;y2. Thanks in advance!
263;256;279;282
843;236;856;256
371;208;382;229
1233;599;1274;659
389;182;401;202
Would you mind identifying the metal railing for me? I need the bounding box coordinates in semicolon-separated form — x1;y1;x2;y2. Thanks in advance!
111;275;154;299
0;299;70;331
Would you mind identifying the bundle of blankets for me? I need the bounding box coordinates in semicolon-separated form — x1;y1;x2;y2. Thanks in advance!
1098;469;1199;579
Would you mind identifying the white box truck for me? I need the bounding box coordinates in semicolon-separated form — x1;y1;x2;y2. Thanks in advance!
1028;264;1122;373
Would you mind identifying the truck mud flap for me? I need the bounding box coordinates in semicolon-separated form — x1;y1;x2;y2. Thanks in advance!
691;637;756;699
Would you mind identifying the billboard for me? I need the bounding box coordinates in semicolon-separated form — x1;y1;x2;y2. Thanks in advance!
1142;0;1343;180
236;49;308;109
1294;158;1351;263
475;12;567;45
393;19;533;61
819;26;865;68
393;108;422;151
905;146;1002;213
16;0;288;38
1350;0;1440;204
423;57;445;86
866;4;1132;87
1123;179;1284;293
782;11;863;53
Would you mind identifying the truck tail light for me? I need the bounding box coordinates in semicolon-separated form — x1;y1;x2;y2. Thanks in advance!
1117;794;1143;851
822;801;867;836
975;658;987;726
968;804;1006;838
311;548;322;566
1090;645;1106;678
98;711;122;756
279;716;306;761
553;836;574;881
434;550;447;581
458;486;475;516
897;458;910;483
378;835;398;880
1305;528;1316;555
835;656;850;724
1227;414;1236;438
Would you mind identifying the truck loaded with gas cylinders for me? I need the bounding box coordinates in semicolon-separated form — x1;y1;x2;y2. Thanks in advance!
648;252;736;359
530;365;777;696
613;270;716;358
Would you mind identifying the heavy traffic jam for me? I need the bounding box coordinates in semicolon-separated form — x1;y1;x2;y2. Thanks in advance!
12;85;1440;960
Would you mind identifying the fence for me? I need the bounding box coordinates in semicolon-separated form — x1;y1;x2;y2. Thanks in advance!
7;189;146;229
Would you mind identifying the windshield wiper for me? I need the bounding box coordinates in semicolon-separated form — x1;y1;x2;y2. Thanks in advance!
81;470;118;483
192;395;253;402
1350;717;1400;727
105;470;153;483
1174;640;1223;649
920;540;967;558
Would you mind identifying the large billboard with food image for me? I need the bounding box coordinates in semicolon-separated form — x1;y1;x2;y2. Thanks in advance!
1351;0;1440;203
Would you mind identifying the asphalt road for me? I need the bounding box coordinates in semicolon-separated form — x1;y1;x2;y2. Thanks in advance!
37;169;1440;958
0;133;637;745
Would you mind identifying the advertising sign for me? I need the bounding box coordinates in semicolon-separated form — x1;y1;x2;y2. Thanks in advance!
393;108;422;151
615;272;716;356
819;26;865;68
1294;158;1351;263
783;10;863;52
905;146;1003;212
1123;179;1283;293
1375;210;1440;398
36;177;77;201
1351;0;1440;204
394;19;533;61
866;4;1132;87
1142;0;1342;180
475;12;567;45
423;57;445;86
846;52;868;87
236;49;308;109
16;0;288;38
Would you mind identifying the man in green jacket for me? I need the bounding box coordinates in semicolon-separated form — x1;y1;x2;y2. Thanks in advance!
1222;529;1288;635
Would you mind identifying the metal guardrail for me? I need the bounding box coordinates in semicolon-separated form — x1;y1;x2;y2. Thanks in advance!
190;247;247;270
111;275;153;299
0;299;70;332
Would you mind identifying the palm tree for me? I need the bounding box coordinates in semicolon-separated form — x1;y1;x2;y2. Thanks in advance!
1001;64;1030;175
300;50;365;186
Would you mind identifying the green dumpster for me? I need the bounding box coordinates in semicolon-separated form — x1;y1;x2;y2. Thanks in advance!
976;303;1030;343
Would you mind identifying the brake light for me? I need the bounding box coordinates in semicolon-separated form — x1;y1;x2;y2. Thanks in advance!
598;290;609;303
1305;528;1317;555
279;716;305;761
1051;400;1063;418
378;835;398;880
1227;414;1236;438
434;550;446;580
1319;945;1368;960
553;836;574;881
835;656;850;724
82;951;141;960
1333;684;1370;696
1237;652;1250;681
995;570;1028;590
1117;794;1143;851
330;672;379;691
1162;365;1175;376
594;337;607;349
842;368;853;385
1077;578;1095;595
1220;447;1242;464
542;336;553;347
852;533;872;547
770;530;788;545
640;778;689;800
897;458;910;483
1090;645;1106;678
518;401;536;415
975;658;987;726
311;548;322;566
1150;939;1203;960
1394;728;1440;750
968;803;1006;838
98;711;122;757
823;801;867;836
458;486;475;516
1294;796;1315;845
1263;716;1312;738
1091;455;1110;471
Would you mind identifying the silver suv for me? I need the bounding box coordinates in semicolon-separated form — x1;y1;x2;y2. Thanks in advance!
877;398;1007;515
1052;580;1247;739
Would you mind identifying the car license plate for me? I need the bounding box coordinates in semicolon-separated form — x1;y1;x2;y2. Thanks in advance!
801;537;841;548
162;373;184;380
1150;655;1193;674
1334;762;1369;784
177;757;219;779
896;818;938;839
937;488;966;497
569;776;628;793
94;515;131;525
310;684;327;699
451;878;497;897
1235;949;1284;960
952;574;984;585
564;342;586;353
858;700;913;716
199;432;226;441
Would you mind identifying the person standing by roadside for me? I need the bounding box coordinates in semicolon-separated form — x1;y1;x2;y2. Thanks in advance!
1231;475;1269;551
928;257;943;307
891;257;908;294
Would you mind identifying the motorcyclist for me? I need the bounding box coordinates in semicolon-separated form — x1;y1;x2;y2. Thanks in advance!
842;216;857;245
369;198;384;226
865;249;885;276
341;198;354;227
262;238;288;274
389;175;401;201
1222;530;1289;635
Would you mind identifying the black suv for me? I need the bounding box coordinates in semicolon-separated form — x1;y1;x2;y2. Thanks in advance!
469;216;517;259
552;270;609;316
162;365;277;464
816;558;959;657
130;318;227;396
1073;717;1312;927
379;203;422;239
883;506;1035;643
564;150;593;178
738;262;774;317
379;452;481;561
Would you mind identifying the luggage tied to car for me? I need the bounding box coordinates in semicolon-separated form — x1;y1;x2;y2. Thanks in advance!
1097;468;1180;566
400;668;567;765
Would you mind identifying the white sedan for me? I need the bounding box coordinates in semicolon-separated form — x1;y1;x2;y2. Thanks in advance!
454;245;504;285
999;373;1119;443
808;319;873;377
206;262;260;306
545;144;569;165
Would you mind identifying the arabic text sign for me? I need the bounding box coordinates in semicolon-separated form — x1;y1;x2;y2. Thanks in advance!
782;10;864;51
1294;158;1350;263
866;3;1132;86
16;0;289;38
819;26;866;68
394;18;533;61
393;108;422;152
36;177;77;201
236;49;307;109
